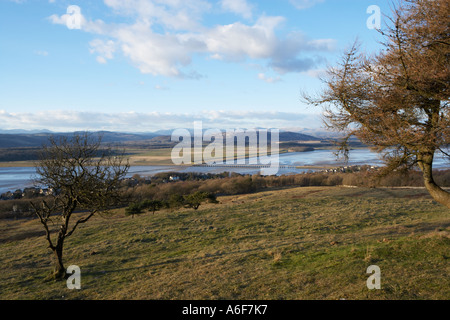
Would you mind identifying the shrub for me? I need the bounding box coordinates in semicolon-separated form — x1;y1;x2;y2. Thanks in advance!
183;191;217;210
141;199;163;214
125;203;144;218
168;193;185;210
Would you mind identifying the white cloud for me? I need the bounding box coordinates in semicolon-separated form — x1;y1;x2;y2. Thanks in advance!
304;68;327;79
204;16;284;61
115;21;201;77
220;0;253;19
104;0;211;31
48;1;335;77
89;39;116;64
48;6;109;34
209;53;224;60
96;56;108;64
258;73;281;83
0;110;322;132
307;38;336;51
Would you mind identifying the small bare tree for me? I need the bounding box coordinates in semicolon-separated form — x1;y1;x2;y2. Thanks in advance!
32;133;129;279
304;0;450;208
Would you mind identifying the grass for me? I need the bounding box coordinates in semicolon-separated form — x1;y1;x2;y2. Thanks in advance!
0;146;300;167
0;186;449;300
0;148;176;168
0;161;38;168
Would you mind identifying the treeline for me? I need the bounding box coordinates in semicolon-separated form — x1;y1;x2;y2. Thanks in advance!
128;168;450;204
1;169;449;219
0;197;45;219
0;148;40;162
0;147;128;162
124;167;449;218
340;169;450;188
134;171;231;184
125;191;218;218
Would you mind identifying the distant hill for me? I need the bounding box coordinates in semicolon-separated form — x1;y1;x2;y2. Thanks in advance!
222;131;321;143
0;133;53;148
0;130;321;148
0;131;159;148
0;129;54;134
278;131;321;142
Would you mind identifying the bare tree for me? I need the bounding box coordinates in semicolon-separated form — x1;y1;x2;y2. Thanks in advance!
304;0;450;208
31;133;130;279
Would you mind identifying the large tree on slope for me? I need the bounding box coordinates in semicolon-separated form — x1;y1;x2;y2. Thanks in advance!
305;0;450;208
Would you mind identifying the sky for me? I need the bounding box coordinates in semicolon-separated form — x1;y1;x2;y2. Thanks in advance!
0;0;391;132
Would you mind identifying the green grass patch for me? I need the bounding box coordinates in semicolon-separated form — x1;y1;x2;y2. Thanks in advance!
0;186;449;300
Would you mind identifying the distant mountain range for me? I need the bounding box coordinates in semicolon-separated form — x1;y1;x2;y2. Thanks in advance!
0;130;324;148
0;131;158;148
0;129;55;134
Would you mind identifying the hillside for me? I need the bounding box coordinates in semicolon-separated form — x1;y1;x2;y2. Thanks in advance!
278;131;320;142
0;130;324;149
0;131;159;149
0;186;449;300
0;130;328;163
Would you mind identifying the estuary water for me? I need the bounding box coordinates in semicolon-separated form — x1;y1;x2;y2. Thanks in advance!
0;148;448;194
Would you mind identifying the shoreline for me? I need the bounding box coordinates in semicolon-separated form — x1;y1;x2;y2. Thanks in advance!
0;161;329;170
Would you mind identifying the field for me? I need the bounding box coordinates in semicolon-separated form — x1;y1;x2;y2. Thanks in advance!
0;147;278;168
0;143;313;168
0;186;449;300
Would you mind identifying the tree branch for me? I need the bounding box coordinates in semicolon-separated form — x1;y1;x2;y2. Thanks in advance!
65;211;96;238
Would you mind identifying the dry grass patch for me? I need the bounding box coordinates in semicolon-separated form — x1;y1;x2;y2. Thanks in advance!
0;186;449;300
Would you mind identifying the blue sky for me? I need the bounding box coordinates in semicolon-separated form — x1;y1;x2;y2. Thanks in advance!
0;0;390;132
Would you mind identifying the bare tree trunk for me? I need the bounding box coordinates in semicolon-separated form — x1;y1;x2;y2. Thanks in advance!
52;248;65;279
52;234;66;280
417;152;450;209
33;133;130;281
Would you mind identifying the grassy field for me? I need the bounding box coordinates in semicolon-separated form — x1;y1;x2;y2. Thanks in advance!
127;146;287;166
0;186;449;300
0;146;293;167
0;148;176;168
